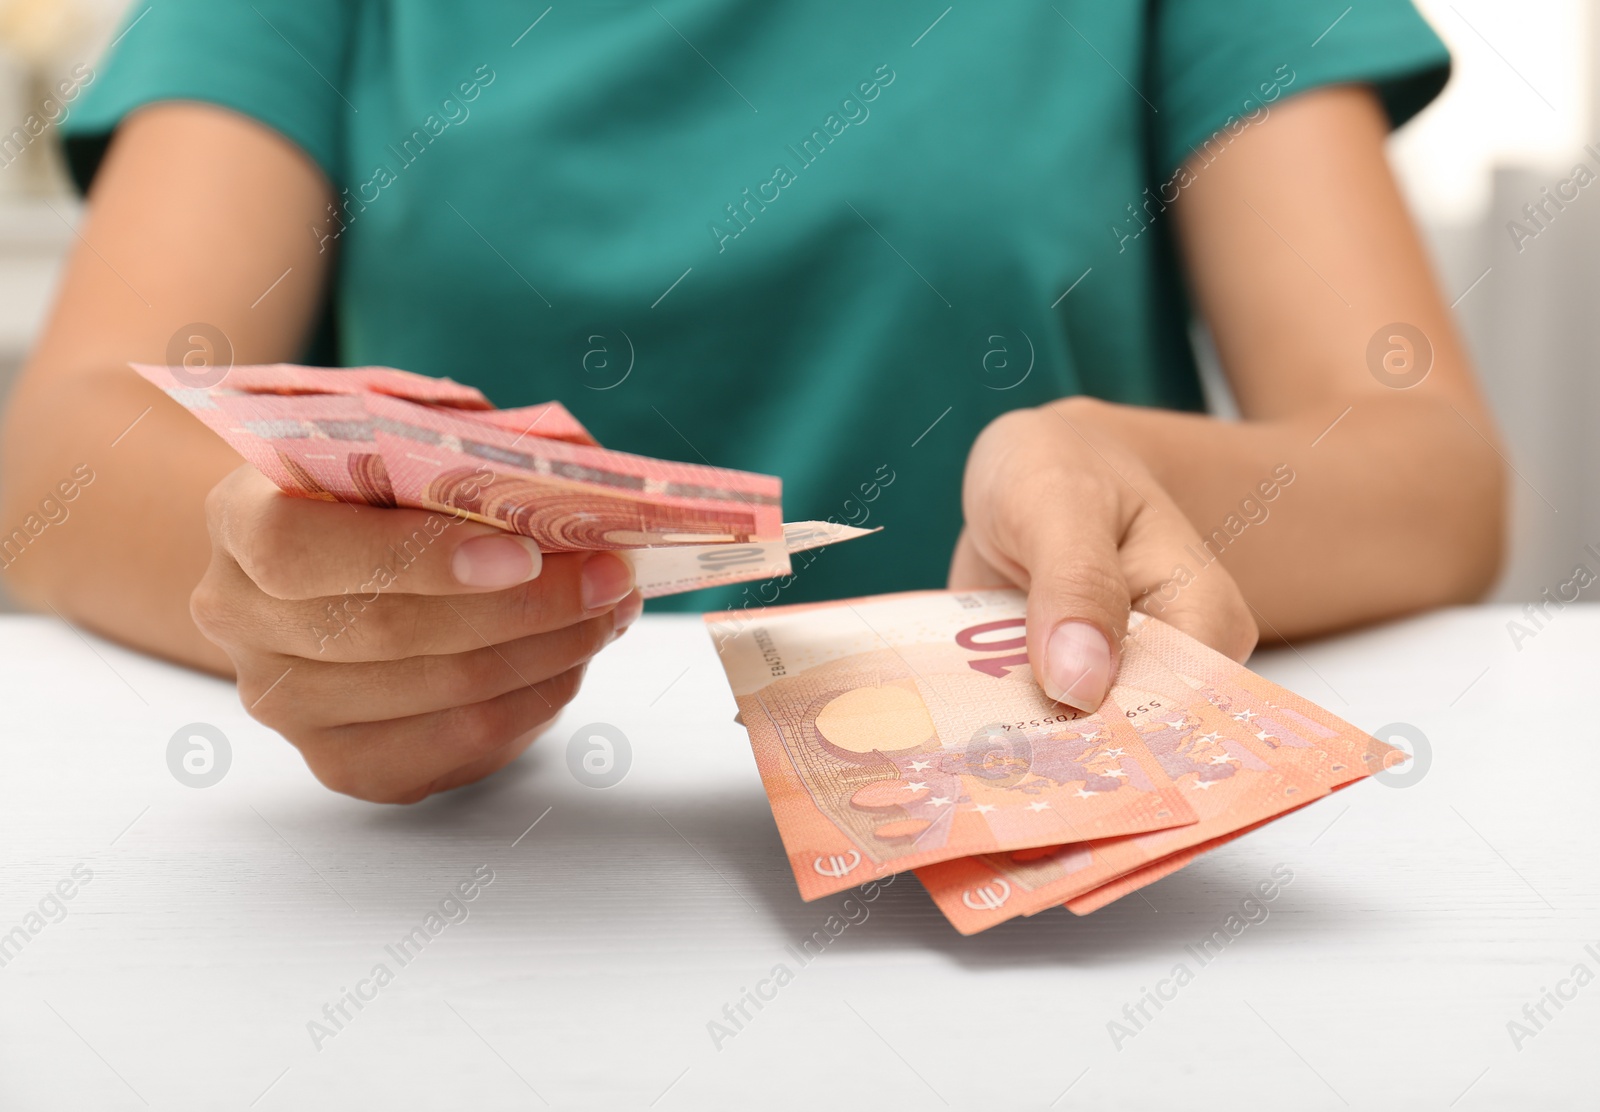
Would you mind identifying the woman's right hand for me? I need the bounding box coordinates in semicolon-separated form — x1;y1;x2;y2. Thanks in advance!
191;465;640;802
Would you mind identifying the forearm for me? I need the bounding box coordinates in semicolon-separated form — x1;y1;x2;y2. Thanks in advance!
0;105;337;674
1050;392;1506;640
1;368;236;673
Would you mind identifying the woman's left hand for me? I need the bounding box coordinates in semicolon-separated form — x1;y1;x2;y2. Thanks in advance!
952;397;1258;712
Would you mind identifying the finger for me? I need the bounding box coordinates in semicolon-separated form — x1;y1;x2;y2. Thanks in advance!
967;478;1130;713
1122;511;1259;663
1023;530;1127;713
297;665;586;803
947;528;1017;590
210;465;550;599
237;611;621;727
194;548;635;661
425;731;543;796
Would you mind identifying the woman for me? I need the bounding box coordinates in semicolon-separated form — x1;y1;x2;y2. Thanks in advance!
0;2;1504;801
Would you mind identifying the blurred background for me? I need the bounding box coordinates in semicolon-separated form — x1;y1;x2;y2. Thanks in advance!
0;0;1593;610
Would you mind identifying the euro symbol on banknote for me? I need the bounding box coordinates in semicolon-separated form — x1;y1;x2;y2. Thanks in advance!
813;851;862;879
962;879;1012;911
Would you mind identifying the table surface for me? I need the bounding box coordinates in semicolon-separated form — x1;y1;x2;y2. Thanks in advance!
0;605;1595;1111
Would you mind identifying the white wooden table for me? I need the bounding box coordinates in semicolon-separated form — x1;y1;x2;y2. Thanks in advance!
0;606;1594;1110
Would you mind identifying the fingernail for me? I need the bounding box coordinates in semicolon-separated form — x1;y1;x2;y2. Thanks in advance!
1045;621;1112;711
452;534;542;588
613;590;643;634
581;552;634;611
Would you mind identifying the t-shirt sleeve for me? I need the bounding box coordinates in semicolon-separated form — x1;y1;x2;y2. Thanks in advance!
62;0;359;193
1150;0;1450;176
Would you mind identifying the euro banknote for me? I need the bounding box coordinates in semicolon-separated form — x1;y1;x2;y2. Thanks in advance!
1054;618;1404;916
916;632;1329;933
704;592;1403;931
132;362;872;597
704;590;1205;900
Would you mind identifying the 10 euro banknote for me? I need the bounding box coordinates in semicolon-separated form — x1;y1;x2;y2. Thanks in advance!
132;362;874;597
705;590;1405;930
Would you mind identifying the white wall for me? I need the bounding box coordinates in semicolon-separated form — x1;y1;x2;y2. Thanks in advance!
1390;0;1600;603
1394;0;1594;223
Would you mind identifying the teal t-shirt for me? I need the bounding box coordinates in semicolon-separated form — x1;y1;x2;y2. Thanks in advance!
64;1;1447;611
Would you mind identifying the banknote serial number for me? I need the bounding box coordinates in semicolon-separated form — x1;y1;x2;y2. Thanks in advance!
752;627;786;677
1000;714;1074;730
1122;700;1165;719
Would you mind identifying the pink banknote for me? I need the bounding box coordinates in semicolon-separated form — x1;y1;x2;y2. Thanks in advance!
131;362;872;596
704;591;1201;901
706;591;1401;930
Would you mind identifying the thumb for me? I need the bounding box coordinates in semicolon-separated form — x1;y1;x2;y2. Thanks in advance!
960;408;1140;713
1026;534;1128;713
969;519;1129;713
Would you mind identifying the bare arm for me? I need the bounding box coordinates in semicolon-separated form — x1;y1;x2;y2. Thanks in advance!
1055;85;1506;640
0;103;332;672
955;85;1507;711
0;104;633;801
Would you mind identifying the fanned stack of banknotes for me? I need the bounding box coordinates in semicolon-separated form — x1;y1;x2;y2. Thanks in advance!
132;361;876;597
141;363;1403;935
